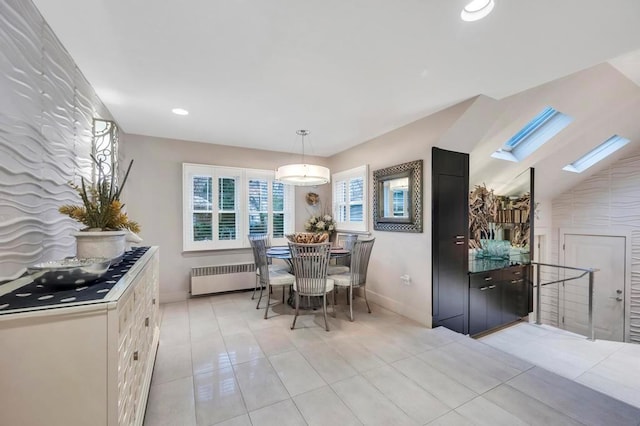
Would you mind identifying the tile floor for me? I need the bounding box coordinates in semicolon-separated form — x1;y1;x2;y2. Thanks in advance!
481;322;640;409
143;290;640;426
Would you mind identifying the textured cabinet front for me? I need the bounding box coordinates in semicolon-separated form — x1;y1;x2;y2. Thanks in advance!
0;247;159;426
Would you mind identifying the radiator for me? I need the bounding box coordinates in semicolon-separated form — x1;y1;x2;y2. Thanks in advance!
190;262;256;296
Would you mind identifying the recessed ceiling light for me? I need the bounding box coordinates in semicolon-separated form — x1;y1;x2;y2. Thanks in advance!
172;108;189;116
461;0;495;22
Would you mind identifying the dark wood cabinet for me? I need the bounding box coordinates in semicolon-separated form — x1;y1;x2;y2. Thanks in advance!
468;265;531;335
432;148;469;334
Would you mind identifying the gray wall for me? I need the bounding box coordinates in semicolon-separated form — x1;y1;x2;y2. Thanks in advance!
121;133;330;302
0;0;111;280
122;100;483;325
327;99;476;326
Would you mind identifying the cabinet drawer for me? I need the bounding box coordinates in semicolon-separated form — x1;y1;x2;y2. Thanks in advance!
502;266;525;282
469;271;499;289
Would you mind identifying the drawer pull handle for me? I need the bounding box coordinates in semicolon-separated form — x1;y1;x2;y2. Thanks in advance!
484;277;493;281
152;298;156;305
511;279;524;284
455;241;464;245
133;351;139;361
514;271;521;275
480;286;488;291
488;285;496;289
455;235;465;239
145;317;149;327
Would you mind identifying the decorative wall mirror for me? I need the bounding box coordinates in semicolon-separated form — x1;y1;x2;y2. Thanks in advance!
372;159;423;232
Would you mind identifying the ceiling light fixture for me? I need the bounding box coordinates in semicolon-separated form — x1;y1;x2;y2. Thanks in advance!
461;0;495;22
172;108;189;116
275;130;330;186
563;135;630;173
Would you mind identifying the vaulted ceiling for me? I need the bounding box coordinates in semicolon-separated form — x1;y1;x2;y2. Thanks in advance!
33;0;640;158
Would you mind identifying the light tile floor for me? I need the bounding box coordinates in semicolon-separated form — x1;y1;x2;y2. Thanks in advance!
144;290;640;426
480;322;640;409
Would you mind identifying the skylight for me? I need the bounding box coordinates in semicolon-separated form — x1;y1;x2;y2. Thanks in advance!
491;107;574;162
563;135;630;173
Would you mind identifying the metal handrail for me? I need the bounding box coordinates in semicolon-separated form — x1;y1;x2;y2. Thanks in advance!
531;262;599;341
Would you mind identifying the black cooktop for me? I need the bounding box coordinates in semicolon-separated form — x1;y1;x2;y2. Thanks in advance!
0;247;149;313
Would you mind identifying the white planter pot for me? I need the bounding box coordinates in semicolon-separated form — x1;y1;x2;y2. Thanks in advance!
73;231;126;260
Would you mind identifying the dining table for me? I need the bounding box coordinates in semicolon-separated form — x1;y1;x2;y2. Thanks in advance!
266;245;350;309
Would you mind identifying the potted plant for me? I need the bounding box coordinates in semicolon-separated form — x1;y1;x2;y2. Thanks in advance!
59;157;140;259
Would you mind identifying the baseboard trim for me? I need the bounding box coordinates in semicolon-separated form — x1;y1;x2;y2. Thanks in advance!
364;289;432;327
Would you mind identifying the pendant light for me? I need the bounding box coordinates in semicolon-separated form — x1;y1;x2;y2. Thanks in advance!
275;130;330;186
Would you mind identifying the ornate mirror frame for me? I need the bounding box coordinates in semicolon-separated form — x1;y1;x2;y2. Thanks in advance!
372;159;423;233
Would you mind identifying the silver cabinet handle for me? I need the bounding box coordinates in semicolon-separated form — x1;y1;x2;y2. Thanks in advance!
488;285;496;289
455;236;465;239
484;277;493;281
480;286;488;291
511;279;524;284
455;241;464;245
514;271;521;275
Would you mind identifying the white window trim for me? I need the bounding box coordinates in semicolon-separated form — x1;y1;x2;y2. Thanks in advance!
332;165;369;233
183;163;295;251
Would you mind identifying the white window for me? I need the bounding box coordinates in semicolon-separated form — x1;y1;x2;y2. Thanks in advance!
332;165;368;232
183;164;295;251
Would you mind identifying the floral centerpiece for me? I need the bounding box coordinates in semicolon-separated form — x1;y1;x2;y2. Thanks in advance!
304;213;336;235
59;157;140;233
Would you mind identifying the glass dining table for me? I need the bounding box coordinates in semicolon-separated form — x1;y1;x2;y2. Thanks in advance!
266;245;350;309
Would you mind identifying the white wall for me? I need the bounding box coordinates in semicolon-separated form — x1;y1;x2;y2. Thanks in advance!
552;148;640;342
121;134;330;302
0;0;111;280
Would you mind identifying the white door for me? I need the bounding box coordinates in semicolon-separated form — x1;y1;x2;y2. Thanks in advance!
562;234;625;341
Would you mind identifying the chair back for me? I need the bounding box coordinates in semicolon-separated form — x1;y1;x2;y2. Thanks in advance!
248;234;270;285
338;233;359;251
350;238;375;286
288;242;332;296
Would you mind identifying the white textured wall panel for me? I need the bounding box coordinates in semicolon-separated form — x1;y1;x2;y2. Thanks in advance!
552;150;640;342
0;0;112;280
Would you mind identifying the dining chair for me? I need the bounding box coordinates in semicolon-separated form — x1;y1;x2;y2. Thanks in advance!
288;242;334;331
249;235;295;318
327;233;358;275
248;234;286;300
328;238;375;321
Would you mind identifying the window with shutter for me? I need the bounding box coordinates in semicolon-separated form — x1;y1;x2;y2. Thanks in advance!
332;165;368;232
183;164;294;250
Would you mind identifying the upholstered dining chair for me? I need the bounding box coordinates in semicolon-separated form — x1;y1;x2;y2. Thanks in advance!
288;242;334;332
248;234;286;300
249;235;295;318
328;238;375;321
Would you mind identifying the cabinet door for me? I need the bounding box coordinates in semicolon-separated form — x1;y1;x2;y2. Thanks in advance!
432;148;469;334
502;266;527;321
469;285;488;336
469;272;495;335
486;283;502;330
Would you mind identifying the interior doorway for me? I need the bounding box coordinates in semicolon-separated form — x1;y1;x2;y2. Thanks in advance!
561;233;625;342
